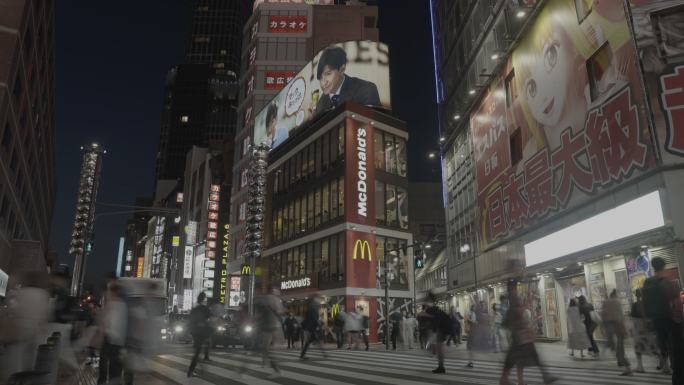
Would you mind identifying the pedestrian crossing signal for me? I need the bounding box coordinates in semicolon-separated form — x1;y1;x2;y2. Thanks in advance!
415;257;425;269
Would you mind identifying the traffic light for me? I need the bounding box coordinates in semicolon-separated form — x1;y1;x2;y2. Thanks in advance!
415;256;425;269
86;242;93;253
414;243;426;269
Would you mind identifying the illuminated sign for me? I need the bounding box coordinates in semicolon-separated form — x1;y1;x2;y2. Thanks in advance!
219;224;230;304
230;276;241;291
524;191;665;267
183;289;193;311
176;192;184;203
136;257;144;278
265;71;297;90
267;15;307;33
356;127;368;217
172;236;180;247
183;246;193;278
353;239;372;261
281;277;312;290
241;264;252;276
206;185;220;259
331;303;340;317
125;250;133;262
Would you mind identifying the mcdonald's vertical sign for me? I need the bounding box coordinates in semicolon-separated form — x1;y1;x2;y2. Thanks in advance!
346;230;376;289
344;117;376;227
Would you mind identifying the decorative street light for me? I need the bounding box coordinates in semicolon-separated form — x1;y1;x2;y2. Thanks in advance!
245;143;269;316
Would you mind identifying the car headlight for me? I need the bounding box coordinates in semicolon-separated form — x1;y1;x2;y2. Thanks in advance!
217;326;226;332
175;325;184;332
244;325;253;333
161;328;167;334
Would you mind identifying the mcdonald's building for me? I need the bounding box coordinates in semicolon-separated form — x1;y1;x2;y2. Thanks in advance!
260;102;414;342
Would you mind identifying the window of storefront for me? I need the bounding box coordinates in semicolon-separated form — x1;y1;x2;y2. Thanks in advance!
375;235;409;290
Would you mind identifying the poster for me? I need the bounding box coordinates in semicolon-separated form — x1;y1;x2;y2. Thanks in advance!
474;0;656;248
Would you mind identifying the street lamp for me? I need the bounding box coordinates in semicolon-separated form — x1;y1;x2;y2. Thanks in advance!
245;143;269;316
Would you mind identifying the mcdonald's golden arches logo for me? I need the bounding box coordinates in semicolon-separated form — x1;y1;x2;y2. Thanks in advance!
353;239;372;261
331;303;341;317
241;264;252;276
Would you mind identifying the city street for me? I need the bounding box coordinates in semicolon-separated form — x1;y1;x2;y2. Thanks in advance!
120;344;671;385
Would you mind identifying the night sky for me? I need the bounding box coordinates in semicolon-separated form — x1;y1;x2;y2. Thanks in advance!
49;1;440;290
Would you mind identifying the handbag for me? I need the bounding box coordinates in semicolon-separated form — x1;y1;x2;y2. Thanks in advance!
589;310;601;324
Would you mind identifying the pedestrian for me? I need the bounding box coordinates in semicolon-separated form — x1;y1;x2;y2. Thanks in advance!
630;288;662;373
465;303;482;367
300;294;328;359
642;256;683;382
359;307;370;351
401;312;418;349
333;306;346;349
492;303;505;352
0;271;50;384
97;282;130;384
602;289;632;376
417;305;431;349
577;295;600;357
566;298;590;358
187;292;212;377
254;286;285;377
424;292;452;374
389;310;403;350
345;307;362;350
284;312;299;349
499;282;557;385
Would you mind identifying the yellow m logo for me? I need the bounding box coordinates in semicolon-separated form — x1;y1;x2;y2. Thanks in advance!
353;240;372;261
241;265;251;275
331;303;341;317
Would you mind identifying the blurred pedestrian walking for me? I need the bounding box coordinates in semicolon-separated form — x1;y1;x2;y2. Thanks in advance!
345;307;362;350
630;288;661;373
389;310;403;350
284;312;299;349
424;292;451;374
186;292;211;377
642;256;683;382
602;289;632;376
254;286;284;377
300;294;328;360
567;298;590;358
401;311;418;349
333;306;346;349
97;282;131;384
492;303;505;352
578;295;600;357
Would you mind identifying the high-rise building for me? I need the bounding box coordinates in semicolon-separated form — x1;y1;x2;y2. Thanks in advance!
0;0;57;285
432;0;684;342
69;143;105;296
154;1;253;183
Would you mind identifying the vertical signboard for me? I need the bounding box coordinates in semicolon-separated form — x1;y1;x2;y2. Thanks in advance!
183;289;193;311
345;117;376;227
183;246;193;279
229;276;242;307
206;184;220;259
136;257;145;278
215;223;230;304
346;230;377;289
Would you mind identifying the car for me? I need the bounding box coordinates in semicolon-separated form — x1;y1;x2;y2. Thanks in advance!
211;311;243;348
168;314;192;344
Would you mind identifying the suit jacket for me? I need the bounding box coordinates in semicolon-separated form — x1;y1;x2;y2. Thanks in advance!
315;75;381;115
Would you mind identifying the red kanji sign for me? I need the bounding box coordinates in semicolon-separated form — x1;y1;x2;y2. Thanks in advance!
268;16;307;33
661;65;684;156
264;71;296;90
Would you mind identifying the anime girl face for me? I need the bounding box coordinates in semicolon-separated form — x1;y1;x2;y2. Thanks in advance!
522;27;573;128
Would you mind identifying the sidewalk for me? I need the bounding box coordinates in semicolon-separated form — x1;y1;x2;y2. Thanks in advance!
367;340;663;372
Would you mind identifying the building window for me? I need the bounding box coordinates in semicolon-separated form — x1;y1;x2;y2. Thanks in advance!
587;43;615;101
397;186;409;229
396;137;407;177
510;128;523;166
374;131;385;170
375;181;385;226
385;184;398;227
505;70;517;107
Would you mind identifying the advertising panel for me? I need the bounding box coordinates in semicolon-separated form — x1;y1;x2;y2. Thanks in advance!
136;257;144;278
346;230;377;289
474;0;657;249
629;0;684;164
183;246;193;279
345;117;376;227
253;41;391;150
265;71;297;90
267;16;308;33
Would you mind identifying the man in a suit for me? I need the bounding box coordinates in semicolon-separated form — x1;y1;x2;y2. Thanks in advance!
315;46;381;115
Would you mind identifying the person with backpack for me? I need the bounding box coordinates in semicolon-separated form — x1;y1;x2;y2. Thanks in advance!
187;292;212;377
642;256;683;382
425;292;452;374
333;306;346;349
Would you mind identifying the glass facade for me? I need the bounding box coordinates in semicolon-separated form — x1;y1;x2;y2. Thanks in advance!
373;130;407;177
268;232;345;285
375;236;409;290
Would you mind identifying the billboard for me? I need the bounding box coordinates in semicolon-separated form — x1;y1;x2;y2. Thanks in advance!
254;0;333;11
474;0;657;248
268;16;308;33
253;41;391;150
629;0;684;164
345;117;376;227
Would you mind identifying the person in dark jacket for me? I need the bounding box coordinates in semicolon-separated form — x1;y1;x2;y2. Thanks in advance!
578;295;599;356
284;312;299;349
300;294;328;359
187;293;212;377
424;292;451;374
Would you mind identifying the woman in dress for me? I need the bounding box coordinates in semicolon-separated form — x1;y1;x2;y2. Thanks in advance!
567;298;591;357
630;289;662;373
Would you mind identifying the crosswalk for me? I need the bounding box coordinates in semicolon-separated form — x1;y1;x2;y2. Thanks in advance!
144;347;672;385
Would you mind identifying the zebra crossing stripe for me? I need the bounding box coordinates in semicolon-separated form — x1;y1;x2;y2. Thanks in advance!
147;359;214;385
158;354;279;385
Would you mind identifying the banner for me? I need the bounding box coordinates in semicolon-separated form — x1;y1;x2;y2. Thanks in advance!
474;0;656;248
183;246;193;279
630;0;684;164
254;41;391;150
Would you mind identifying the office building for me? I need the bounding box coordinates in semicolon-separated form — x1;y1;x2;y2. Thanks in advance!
0;0;57;287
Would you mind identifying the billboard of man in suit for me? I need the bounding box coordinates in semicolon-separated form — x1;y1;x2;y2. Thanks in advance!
315;46;381;115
